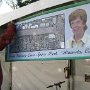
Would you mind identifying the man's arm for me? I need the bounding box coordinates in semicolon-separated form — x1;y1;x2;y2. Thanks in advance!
0;22;16;51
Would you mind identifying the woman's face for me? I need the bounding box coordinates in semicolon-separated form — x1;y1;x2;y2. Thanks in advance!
70;16;85;35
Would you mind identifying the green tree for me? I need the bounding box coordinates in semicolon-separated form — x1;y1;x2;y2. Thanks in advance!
17;0;39;7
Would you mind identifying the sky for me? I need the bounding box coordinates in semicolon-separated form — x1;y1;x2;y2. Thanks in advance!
0;0;13;15
0;0;71;16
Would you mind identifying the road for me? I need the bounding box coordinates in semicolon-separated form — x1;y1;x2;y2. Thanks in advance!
12;60;67;90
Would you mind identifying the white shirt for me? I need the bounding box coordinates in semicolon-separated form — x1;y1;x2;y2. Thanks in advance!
0;49;11;90
66;32;90;48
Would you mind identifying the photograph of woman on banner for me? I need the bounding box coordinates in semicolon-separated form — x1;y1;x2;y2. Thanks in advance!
66;9;90;48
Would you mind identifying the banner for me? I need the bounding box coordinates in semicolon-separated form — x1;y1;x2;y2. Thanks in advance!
6;1;90;61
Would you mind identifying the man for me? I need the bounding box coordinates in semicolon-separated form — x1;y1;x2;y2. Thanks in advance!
0;61;3;90
0;22;16;90
66;9;90;48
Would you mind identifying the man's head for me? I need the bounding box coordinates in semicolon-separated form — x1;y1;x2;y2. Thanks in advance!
69;9;87;31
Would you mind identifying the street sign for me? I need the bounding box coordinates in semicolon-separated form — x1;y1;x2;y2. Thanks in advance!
6;1;90;61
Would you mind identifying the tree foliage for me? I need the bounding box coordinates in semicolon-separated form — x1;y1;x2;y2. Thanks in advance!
17;0;39;7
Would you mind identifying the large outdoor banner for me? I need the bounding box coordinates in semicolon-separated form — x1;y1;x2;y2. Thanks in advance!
6;1;90;61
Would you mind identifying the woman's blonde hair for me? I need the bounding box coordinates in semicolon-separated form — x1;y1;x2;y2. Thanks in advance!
69;9;87;30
